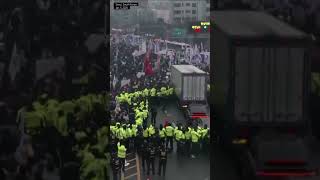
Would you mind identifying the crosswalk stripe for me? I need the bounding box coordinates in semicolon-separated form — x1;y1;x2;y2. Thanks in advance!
125;165;136;171
123;153;140;180
124;173;137;179
127;158;136;163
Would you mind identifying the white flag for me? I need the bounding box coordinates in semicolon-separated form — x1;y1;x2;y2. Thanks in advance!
112;75;117;89
141;41;147;52
8;43;22;82
121;79;130;88
195;44;199;54
165;40;168;51
205;54;210;64
148;39;153;50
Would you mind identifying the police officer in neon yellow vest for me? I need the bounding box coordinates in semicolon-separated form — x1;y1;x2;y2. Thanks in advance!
158;87;167;97
159;124;166;146
174;126;182;154
126;124;132;151
143;124;149;141
201;124;209;154
131;124;138;149
115;123;121;140
33;94;47;112
159;87;168;113
191;127;201;158
184;126;192;156
131;124;138;137
24;106;44;136
56;110;68;136
150;87;157;105
143;88;149;97
136;117;143;126
150;88;156;97
148;124;155;137
165;123;174;151
45;99;59;127
118;124;126;141
110;122;117;140
167;87;174;96
180;127;186;155
117;141;127;173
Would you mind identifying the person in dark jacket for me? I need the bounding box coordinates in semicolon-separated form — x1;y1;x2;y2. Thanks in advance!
111;155;120;180
147;142;156;175
158;145;167;176
140;139;148;174
151;107;157;125
153;128;161;151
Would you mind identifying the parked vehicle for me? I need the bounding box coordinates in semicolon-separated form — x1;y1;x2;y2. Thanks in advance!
212;11;315;179
170;64;209;126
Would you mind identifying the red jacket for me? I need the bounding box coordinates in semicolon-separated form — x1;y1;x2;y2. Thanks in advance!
164;120;168;128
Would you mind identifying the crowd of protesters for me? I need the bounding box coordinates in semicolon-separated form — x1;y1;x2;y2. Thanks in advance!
0;0;108;180
0;0;107;99
109;32;210;179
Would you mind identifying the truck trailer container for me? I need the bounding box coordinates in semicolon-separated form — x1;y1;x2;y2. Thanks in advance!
212;11;315;179
171;65;209;124
171;65;207;103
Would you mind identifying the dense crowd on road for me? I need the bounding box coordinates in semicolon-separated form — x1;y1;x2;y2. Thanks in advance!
0;0;108;180
109;32;210;179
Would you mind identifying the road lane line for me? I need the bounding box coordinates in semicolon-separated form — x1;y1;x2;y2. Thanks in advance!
136;153;141;180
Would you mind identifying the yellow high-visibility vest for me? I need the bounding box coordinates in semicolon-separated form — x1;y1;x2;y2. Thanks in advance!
117;143;126;158
191;130;200;143
165;126;174;137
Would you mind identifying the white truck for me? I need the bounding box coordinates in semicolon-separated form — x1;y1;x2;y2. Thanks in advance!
212;11;316;179
170;65;209;126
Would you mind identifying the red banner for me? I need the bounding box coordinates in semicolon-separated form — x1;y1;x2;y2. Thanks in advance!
144;49;154;75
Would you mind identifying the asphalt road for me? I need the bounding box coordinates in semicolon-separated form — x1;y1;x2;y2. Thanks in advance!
139;100;210;180
110;99;320;180
149;100;320;180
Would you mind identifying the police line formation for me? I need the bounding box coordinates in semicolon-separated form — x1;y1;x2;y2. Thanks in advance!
110;86;210;178
22;93;111;180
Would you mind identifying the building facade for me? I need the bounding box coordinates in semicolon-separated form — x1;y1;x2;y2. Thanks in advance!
148;0;210;24
110;0;156;27
110;0;210;26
